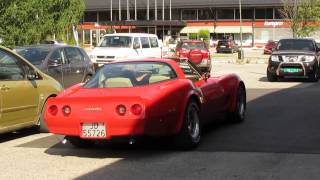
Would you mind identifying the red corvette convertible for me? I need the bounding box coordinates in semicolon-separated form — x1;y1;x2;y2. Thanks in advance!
44;58;246;149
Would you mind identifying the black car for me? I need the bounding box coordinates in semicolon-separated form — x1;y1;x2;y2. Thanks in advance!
267;38;320;82
15;45;95;88
216;39;239;53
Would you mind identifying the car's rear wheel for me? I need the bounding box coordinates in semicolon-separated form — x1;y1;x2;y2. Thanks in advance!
66;136;94;148
174;100;201;149
267;70;277;82
38;103;49;133
229;84;246;123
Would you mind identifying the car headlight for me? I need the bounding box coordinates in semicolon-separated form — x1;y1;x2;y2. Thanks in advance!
271;55;280;62
302;55;315;62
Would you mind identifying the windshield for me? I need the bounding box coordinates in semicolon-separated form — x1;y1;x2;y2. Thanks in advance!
84;62;177;88
99;36;132;48
15;47;50;65
181;42;206;50
277;39;315;51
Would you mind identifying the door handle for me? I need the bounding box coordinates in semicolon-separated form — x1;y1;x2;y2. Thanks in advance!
1;86;10;91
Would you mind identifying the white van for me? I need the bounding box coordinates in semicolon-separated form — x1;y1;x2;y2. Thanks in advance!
90;33;162;64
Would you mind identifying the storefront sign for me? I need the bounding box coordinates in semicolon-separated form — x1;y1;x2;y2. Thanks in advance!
264;21;284;27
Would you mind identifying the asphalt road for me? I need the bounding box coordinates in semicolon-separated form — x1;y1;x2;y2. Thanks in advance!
1;63;320;180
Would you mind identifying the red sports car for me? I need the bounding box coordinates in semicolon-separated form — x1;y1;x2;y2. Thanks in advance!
44;58;246;149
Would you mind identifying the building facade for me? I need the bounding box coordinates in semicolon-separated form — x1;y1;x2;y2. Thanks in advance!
81;0;320;47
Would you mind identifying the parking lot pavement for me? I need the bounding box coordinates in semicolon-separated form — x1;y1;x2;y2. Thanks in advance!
211;62;314;89
1;62;320;180
211;48;269;64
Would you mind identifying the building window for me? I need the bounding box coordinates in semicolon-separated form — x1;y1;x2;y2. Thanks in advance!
171;9;181;20
137;9;147;20
99;11;110;22
182;9;197;20
255;8;273;19
84;12;97;22
235;9;253;19
112;10;119;21
198;8;215;20
217;9;234;19
274;8;283;19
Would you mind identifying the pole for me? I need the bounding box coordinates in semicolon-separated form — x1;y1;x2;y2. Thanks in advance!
239;0;244;60
135;0;137;20
147;0;150;20
111;0;113;21
169;0;172;20
127;0;129;20
119;0;121;21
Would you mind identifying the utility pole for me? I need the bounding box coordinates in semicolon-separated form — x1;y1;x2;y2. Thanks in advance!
238;0;244;60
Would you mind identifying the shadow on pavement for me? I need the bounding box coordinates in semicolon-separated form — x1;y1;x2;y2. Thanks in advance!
259;76;315;82
0;127;38;143
15;81;320;179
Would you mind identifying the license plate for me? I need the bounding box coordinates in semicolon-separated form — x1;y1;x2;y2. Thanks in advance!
283;68;301;73
81;122;106;138
220;45;226;48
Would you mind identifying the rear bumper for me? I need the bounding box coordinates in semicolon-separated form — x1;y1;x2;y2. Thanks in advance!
195;59;211;71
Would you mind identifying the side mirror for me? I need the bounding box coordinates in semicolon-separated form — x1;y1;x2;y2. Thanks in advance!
48;59;62;67
27;69;38;80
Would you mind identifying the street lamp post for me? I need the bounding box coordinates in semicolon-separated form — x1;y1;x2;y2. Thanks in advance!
238;0;244;60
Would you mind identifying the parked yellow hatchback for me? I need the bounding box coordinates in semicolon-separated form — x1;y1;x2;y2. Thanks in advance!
0;46;62;133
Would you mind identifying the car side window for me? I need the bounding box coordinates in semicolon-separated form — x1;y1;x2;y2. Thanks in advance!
140;37;150;48
0;50;25;81
64;47;83;64
48;49;64;65
133;37;141;49
149;37;159;48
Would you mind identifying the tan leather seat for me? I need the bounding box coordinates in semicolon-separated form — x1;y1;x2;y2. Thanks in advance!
149;75;170;84
105;77;133;88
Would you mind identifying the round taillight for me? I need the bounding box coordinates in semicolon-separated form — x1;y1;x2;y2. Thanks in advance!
116;105;126;116
131;104;142;115
62;105;71;116
49;105;58;116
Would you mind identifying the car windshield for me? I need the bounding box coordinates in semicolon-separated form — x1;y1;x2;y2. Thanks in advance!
277;39;315;51
15;47;50;65
181;42;206;50
99;36;132;48
83;62;177;88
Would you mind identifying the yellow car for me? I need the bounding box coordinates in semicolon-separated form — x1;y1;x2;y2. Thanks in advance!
0;46;62;133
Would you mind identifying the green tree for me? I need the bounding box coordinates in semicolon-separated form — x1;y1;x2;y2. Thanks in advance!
0;0;85;48
280;0;320;37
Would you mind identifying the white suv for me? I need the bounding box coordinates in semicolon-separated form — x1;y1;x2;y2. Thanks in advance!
90;33;162;65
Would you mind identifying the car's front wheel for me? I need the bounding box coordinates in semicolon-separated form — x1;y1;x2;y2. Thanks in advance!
174;100;201;149
267;70;277;82
308;66;319;82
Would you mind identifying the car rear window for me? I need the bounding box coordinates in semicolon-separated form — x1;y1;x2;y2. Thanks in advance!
277;39;315;51
15;47;50;65
84;62;177;88
181;42;206;50
218;41;229;46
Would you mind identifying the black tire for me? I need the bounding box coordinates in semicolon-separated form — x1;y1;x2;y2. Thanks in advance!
66;136;94;148
173;100;201;149
267;70;277;82
39;104;49;133
229;84;246;123
308;66;319;82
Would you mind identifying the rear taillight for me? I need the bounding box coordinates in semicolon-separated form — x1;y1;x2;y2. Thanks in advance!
116;105;126;116
131;104;142;115
62;105;71;116
49;105;58;116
